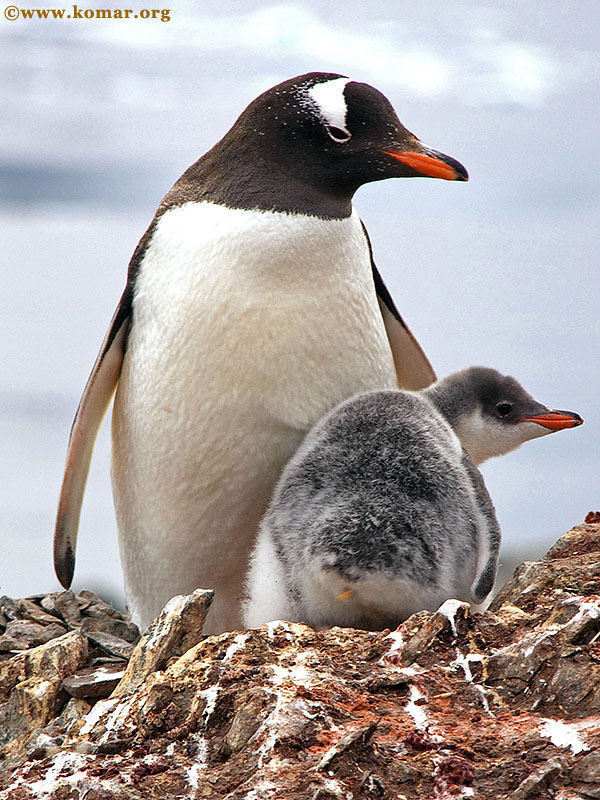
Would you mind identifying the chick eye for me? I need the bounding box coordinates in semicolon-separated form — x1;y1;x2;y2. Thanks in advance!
327;126;351;143
496;402;513;417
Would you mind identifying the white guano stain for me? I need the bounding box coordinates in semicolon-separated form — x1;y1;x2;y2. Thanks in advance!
405;684;429;730
437;598;469;638
266;620;294;641
539;718;589;755
200;684;220;724
223;631;251;660
6;750;91;798
79;696;120;736
449;649;493;716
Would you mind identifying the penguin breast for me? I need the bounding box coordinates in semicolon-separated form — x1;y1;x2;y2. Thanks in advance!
129;201;398;432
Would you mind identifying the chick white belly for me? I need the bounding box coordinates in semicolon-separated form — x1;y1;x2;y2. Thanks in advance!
111;202;398;632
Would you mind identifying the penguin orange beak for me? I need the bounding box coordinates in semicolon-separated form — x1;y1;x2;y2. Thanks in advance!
521;410;584;431
382;146;469;181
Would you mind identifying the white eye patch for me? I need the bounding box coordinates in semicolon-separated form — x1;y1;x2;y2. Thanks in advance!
307;77;352;142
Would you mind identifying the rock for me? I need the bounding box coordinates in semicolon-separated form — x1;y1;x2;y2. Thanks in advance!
15;599;65;628
82;630;136;660
55;697;92;735
508;756;568;799
0;596;18;622
111;587;214;696
0;620;67;652
486;594;600;715
79;615;140;661
24;726;65;761
0;632;87;763
2;524;600;798
15;677;64;735
317;723;377;770
0;631;88;699
80;616;140;644
491;523;600;620
41;591;82;627
63;664;127;699
76;590;127;620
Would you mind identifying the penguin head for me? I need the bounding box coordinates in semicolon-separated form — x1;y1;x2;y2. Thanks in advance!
195;72;467;217
426;367;583;464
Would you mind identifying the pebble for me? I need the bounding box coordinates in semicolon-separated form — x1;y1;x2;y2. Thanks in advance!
0;620;67;651
63;663;127;699
76;590;127;620
41;591;83;627
16;598;64;627
81;615;140;644
83;630;136;660
0;595;19;622
0;590;138;667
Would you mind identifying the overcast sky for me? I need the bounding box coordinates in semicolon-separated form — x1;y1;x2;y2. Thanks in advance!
1;0;598;608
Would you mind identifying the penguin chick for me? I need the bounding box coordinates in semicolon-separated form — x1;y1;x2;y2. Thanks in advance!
243;367;582;630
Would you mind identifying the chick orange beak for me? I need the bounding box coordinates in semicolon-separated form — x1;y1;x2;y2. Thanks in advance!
382;147;469;181
521;410;584;431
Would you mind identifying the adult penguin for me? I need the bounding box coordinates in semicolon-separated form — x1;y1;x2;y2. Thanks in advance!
54;72;468;632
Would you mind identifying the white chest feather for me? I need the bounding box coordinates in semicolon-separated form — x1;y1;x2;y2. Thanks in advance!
126;201;396;432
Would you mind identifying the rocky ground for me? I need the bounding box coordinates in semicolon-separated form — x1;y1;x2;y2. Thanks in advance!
1;519;600;799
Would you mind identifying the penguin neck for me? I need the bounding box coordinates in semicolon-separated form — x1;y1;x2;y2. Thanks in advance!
423;382;489;465
423;381;466;432
425;384;516;465
159;138;355;221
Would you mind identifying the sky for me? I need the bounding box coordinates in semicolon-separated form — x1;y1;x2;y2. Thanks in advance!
1;0;598;609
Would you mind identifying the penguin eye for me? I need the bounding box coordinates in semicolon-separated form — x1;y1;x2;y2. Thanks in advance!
496;402;513;418
327;126;351;143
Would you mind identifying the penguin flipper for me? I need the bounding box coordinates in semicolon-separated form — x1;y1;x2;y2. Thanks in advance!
374;268;436;390
53;291;130;589
361;223;436;390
